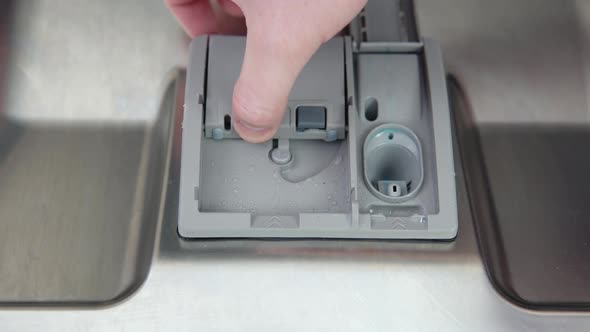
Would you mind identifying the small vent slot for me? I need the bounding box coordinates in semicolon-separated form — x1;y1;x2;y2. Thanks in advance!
364;97;379;121
224;114;232;131
359;7;368;42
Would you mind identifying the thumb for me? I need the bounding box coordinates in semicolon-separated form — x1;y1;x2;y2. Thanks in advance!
230;0;367;142
231;14;322;142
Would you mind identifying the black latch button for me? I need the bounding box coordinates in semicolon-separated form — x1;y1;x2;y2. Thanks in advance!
296;106;326;131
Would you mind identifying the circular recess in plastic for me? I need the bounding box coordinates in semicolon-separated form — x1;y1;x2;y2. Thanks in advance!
270;147;292;165
363;124;424;203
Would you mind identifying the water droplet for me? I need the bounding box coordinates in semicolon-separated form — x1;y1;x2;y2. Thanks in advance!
333;154;343;165
210;161;215;167
233;189;239;194
232;177;238;183
331;201;338;206
220;200;227;207
247;165;255;172
327;195;333;200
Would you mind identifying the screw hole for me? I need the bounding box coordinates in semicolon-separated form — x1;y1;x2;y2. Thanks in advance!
388;133;394;140
364;97;378;121
224;114;231;131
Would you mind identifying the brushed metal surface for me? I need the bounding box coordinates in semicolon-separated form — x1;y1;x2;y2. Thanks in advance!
0;0;183;303
1;0;590;331
426;0;590;309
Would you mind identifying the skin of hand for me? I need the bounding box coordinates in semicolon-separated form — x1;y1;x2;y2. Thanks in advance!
166;0;367;142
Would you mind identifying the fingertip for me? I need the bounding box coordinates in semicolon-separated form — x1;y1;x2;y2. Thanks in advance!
233;120;276;143
231;79;284;143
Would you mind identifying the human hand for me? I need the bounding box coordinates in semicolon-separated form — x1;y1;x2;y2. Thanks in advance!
166;0;366;142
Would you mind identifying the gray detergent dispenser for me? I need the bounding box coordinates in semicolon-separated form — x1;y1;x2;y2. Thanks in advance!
178;6;458;239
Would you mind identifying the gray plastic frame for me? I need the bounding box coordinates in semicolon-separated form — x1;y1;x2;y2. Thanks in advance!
178;35;457;239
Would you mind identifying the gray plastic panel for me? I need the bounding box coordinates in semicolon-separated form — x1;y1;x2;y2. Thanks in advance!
204;36;345;141
178;35;457;239
349;0;419;44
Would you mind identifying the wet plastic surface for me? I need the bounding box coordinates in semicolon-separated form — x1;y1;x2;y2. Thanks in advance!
178;36;458;239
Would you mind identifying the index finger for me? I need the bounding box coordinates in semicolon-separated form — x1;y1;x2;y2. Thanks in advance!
165;0;218;37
